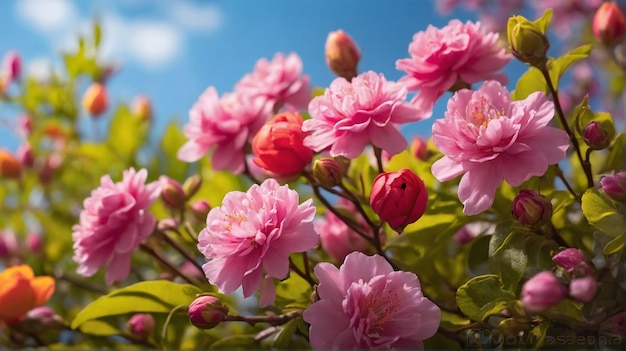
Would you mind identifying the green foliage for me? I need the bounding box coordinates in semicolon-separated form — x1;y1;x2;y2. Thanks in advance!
581;188;625;255
456;275;516;322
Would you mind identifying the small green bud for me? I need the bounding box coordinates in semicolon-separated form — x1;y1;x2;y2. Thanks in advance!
507;10;552;68
182;175;202;198
312;158;342;188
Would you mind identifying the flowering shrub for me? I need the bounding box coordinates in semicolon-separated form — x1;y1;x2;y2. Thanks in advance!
1;3;626;350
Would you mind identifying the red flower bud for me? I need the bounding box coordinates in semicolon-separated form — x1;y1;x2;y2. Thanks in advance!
82;82;108;116
16;143;34;168
521;271;567;312
127;313;155;340
189;200;211;222
0;148;21;179
132;94;152;122
369;168;428;231
325;30;361;80
512;189;552;227
160;176;186;209
312;157;342;188
188;295;229;329
252;112;313;176
600;171;626;202
583;122;611;150
409;136;429;161
2;51;21;84
593;1;626;47
552;248;590;274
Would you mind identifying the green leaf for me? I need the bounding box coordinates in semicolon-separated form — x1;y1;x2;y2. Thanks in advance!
209;335;258;350
78;319;123;337
456;275;516;322
107;105;147;161
549;44;592;89
93;21;102;48
157;121;189;181
271;318;300;349
489;226;528;292
71;281;202;330
601;133;625;173
512;66;545;100
275;273;312;309
581;188;625;238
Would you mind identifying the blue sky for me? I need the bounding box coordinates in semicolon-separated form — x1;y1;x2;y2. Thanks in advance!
0;0;529;153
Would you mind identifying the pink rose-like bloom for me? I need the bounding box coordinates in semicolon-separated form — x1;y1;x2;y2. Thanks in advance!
303;252;440;349
521;271;568;312
72;168;161;285
396;20;510;114
235;52;311;112
198;178;318;307
431;81;570;215
303;71;428;159
177;87;267;173
315;199;372;262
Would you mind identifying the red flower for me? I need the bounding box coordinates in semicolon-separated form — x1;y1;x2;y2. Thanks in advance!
369;169;427;231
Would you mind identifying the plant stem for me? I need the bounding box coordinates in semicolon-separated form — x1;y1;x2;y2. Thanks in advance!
140;244;196;285
540;67;594;188
289;257;317;286
373;146;385;174
156;229;205;277
224;310;303;326
553;164;579;199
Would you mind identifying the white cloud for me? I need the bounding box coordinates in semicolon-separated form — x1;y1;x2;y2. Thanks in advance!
170;2;224;33
27;58;54;81
15;0;77;32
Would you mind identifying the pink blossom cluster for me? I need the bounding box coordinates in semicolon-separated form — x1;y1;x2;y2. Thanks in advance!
72;168;161;284
178;53;311;173
396;20;511;114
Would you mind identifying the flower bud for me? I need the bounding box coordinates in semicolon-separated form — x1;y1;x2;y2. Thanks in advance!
16;115;33;138
127;313;155;340
82;82;108;116
600;171;626;202
2;51;21;83
157;218;179;232
189;200;211;222
312;158;342;188
188;295;229;329
27;234;42;253
38;154;62;186
552;248;589;273
335;156;351;175
507;12;551;67
16;143;34;168
325;30;360;80
182;175;202;199
0;148;21;179
251;112;313;176
512;189;553;228
593;1;626;47
569;276;597;303
160;176;186;209
0;231;18;258
370;168;428;232
409;136;429;161
132;94;152;122
583;122;611;150
521;271;567;312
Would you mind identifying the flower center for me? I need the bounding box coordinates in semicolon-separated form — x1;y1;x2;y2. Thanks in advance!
469;94;504;128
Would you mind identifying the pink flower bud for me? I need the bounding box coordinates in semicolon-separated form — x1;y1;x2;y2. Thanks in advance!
2;51;21;83
312;157;342;188
131;94;152;122
82;82;108;117
569;276;597;303
157;218;179;232
127;313;155;339
370;168;428;231
189;200;211;222
325;30;361;80
0;230;18;258
512;190;553;227
252;112;313;176
188;295;229;329
16;143;34;168
23;306;65;331
409;136;429;161
160;176;186;209
521;271;567;312
593;1;626;46
27;234;42;253
16;115;33;138
552;248;587;272
607;311;626;335
583;122;611;150
600;171;626;202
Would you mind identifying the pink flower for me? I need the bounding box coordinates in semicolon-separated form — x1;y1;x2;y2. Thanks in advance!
396;20;511;114
302;71;428;159
198;178;318;307
303;252;440;349
72;168;161;285
177;87;267;173
315;199;371;262
235;52;311;112
431;81;570;215
521;271;567;312
569;276;597;303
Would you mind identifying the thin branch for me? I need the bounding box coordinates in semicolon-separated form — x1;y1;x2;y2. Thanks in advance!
140;244;196;285
224;310;303;326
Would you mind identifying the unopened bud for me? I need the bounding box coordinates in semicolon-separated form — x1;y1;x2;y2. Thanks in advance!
157;218;179;232
569;276;597;302
182;175;202;199
512;189;553;228
188;295;229;329
583;122;611;150
325;30;361;80
0;148;21;179
521;271;567;312
82;82;108;117
189;200;211;222
600;171;626;202
160;176;186;209
507;11;551;68
127;313;155;340
409;136;429;161
2;51;22;83
132;94;152;122
21;307;66;332
334;156;350;175
16;143;34;168
552;248;589;274
313;158;342;188
27;234;42;253
38;154;62;186
593;1;626;47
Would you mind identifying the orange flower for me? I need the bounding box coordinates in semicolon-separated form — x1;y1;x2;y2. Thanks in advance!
0;148;21;179
0;265;55;325
82;82;108;116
